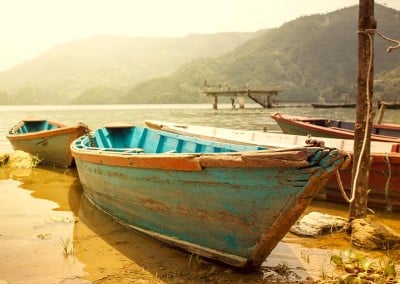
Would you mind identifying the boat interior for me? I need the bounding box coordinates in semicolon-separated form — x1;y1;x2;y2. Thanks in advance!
306;119;400;137
83;126;267;154
12;120;58;134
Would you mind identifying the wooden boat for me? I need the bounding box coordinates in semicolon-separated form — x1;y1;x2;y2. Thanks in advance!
311;103;356;108
386;103;400;110
271;112;400;143
379;101;400;110
145;120;400;211
71;124;347;267
7;118;89;167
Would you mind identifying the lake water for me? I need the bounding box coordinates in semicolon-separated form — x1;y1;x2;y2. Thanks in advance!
1;103;400;151
1;104;400;283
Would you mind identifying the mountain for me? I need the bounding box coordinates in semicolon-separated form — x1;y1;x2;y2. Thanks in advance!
121;4;400;104
0;32;260;104
374;66;400;102
1;4;400;105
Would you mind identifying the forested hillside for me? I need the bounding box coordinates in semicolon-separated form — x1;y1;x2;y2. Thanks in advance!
1;4;399;105
0;32;259;104
122;4;400;104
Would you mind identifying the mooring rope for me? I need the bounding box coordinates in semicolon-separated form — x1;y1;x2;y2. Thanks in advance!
343;29;400;204
371;29;400;53
384;152;392;211
336;170;352;203
345;29;375;203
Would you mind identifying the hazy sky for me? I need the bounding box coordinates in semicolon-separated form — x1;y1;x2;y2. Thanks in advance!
0;0;399;72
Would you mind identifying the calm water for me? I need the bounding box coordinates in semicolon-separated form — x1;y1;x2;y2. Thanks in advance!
1;103;400;151
1;104;400;283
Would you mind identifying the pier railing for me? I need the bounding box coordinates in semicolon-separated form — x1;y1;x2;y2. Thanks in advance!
202;87;281;109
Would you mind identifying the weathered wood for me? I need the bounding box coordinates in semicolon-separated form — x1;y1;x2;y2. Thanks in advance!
71;125;348;267
248;169;338;266
349;0;377;219
144;120;400;211
204;89;280;109
271;112;400;143
212;95;218;109
375;101;387;124
199;154;310;168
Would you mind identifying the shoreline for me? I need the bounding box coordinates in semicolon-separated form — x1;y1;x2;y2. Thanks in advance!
1;164;400;283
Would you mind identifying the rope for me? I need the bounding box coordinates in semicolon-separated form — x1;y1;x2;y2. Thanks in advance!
348;29;400;205
384;152;392;212
348;29;375;203
336;170;352;203
349;28;400;205
367;29;400;53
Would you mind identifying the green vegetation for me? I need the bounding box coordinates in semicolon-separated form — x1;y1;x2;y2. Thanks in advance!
0;5;399;105
327;249;398;283
60;237;74;257
124;5;400;104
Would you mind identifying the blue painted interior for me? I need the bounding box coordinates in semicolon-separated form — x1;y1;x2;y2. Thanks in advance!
14;120;58;134
72;125;345;259
87;126;266;153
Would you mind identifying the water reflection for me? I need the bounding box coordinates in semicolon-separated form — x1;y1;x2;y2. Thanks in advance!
0;176;85;284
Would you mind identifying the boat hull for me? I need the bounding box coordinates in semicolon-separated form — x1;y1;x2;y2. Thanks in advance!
7;121;88;167
311;103;356;108
73;153;342;267
145;120;400;211
271;113;400;143
323;152;400;211
71;126;347;266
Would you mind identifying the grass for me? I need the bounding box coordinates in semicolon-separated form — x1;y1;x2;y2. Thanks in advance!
60;237;74;257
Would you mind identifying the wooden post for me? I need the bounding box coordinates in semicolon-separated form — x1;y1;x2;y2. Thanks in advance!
375;101;387;124
267;93;275;108
238;96;245;109
349;0;376;220
212;95;218;110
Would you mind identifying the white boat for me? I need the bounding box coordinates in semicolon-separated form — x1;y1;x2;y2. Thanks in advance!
145;120;400;211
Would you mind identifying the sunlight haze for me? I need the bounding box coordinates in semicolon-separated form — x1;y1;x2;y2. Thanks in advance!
0;0;399;72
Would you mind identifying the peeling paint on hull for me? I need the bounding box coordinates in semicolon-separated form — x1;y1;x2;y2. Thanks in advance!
71;126;348;267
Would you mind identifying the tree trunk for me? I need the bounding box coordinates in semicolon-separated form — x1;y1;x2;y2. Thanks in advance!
349;0;376;219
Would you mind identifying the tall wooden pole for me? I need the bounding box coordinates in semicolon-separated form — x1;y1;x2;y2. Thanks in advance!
349;0;376;219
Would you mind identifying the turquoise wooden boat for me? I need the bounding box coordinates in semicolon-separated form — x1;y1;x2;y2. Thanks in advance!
7;119;89;167
71;124;348;267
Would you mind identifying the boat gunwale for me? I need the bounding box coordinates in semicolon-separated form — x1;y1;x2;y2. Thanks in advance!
7;120;87;141
146;120;400;154
71;144;322;171
271;113;400;143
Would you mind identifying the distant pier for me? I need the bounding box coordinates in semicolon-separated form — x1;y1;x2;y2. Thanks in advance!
202;84;281;109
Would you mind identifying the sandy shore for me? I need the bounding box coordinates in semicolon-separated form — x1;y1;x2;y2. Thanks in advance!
1;164;399;283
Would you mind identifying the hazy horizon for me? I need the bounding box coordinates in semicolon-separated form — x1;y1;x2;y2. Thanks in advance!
1;0;399;72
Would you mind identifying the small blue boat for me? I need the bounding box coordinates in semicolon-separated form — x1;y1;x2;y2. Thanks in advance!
71;124;348;267
7;119;89;167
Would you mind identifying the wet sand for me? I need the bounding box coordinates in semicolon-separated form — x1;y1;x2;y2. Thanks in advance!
1;165;400;284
